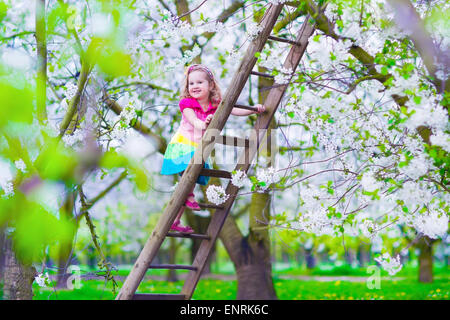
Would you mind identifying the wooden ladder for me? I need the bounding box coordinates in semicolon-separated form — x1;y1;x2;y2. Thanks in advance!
116;3;315;300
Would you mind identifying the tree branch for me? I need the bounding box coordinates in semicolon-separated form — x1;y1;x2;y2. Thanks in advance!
108;81;171;92
35;0;47;123
102;92;167;154
387;0;448;93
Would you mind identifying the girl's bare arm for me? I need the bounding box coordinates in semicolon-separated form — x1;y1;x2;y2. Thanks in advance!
183;108;207;130
231;104;265;116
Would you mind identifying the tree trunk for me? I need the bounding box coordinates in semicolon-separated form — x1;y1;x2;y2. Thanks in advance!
3;236;36;300
35;0;47;122
219;54;278;300
186;210;215;275
241;190;276;299
305;248;316;269
166;237;178;282
345;248;354;266
0;227;5;283
418;236;434;283
56;190;76;289
357;244;371;267
220;217;277;299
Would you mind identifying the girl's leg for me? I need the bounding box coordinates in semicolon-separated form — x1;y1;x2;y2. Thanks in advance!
187;185;196;202
174;206;184;222
171;204;194;233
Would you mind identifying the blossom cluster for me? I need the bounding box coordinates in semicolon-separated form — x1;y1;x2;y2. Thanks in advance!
256;167;279;192
246;22;263;41
34;272;50;287
374;253;403;276
274;67;293;85
65;82;78;101
14;159;27;173
119;106;137;125
231;170;247;188
206;185;229;205
0;181;14;198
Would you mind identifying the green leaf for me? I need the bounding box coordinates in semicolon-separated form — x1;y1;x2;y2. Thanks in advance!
0;1;7;22
100;149;129;169
129;166;150;192
0;80;34;127
35;138;78;181
10;194;75;264
413;95;422;105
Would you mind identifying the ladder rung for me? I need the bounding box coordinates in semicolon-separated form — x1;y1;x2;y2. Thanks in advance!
200;168;232;179
183;202;223;211
166;232;211;240
133;293;186;300
198;203;225;210
284;1;300;8
148;264;197;271
234;104;257;111
268;35;302;46
250;71;274;78
216;135;250;147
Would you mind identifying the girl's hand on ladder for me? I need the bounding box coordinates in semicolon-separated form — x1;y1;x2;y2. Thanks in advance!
205;114;213;126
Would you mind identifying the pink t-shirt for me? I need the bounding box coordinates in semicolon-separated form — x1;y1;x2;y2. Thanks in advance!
178;98;218;143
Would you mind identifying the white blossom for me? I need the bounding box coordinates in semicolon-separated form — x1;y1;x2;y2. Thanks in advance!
359;219;376;238
430;131;450;153
65;82;78;101
120;106;137;125
34;272;50;287
360;172;382;192
374;253;403;276
247;22;263;40
91;12;114;37
399;155;429;180
255;167;279;192
1;181;14;198
201;22;225;34
62;130;85;148
231;170;247;188
413;211;449;239
295;207;336;236
14;159;27;173
206;185;229;205
274;72;290;84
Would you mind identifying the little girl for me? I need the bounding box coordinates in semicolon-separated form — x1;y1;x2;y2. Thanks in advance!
161;64;265;233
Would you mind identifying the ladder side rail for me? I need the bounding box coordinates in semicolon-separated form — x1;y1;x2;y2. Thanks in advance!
115;3;285;300
181;18;316;299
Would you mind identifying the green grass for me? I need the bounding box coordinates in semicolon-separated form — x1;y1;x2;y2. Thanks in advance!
2;263;449;300
23;276;449;300
42;261;448;278
276;262;449;278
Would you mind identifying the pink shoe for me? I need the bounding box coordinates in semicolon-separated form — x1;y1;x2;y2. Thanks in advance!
185;193;200;210
170;220;194;233
170;220;182;231
181;225;194;233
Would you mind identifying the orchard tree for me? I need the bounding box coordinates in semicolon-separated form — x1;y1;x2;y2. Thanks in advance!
0;0;448;300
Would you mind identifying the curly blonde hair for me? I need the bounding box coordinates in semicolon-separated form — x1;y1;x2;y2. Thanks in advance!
180;64;222;107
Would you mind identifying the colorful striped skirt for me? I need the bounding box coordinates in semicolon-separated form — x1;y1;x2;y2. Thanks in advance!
160;131;210;185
